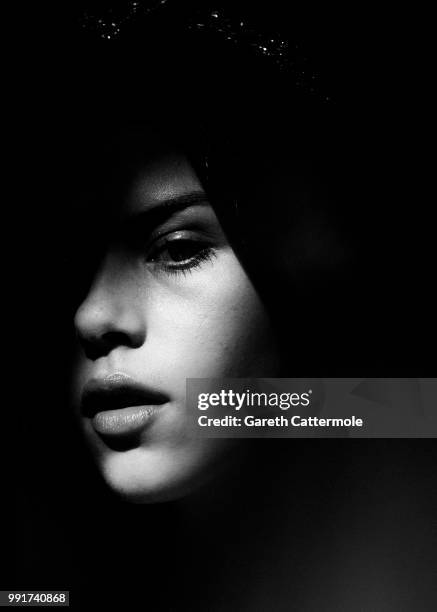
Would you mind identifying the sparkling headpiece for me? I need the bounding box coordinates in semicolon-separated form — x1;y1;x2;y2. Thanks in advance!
80;1;332;102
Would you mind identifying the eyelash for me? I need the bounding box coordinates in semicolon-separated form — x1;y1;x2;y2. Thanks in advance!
147;236;217;277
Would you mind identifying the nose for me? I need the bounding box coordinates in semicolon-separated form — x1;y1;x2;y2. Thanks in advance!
74;254;147;360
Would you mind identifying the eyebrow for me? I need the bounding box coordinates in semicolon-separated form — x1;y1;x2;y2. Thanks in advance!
120;190;210;236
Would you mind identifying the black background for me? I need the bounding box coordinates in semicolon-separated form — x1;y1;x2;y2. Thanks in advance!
11;1;437;610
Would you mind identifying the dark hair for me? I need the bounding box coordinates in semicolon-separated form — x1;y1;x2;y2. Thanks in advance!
59;2;371;374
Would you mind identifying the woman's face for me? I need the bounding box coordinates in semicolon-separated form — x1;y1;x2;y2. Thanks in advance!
72;150;279;502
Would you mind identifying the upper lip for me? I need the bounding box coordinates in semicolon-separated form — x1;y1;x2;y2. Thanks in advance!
81;372;168;418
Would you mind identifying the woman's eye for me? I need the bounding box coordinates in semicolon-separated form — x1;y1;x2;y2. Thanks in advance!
147;236;216;274
152;240;205;263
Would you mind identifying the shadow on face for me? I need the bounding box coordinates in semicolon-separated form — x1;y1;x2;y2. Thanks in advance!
70;143;280;503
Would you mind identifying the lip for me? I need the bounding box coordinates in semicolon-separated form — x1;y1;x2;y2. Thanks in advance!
81;372;168;437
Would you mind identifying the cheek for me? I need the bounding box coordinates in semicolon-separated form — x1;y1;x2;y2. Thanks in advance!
146;251;278;378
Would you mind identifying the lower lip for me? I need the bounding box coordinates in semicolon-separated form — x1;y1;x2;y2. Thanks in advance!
91;405;159;436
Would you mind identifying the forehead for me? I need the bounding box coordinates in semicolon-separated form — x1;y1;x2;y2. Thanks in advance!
124;152;204;215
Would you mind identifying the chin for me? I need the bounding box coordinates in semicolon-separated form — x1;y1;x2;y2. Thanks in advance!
95;443;226;504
